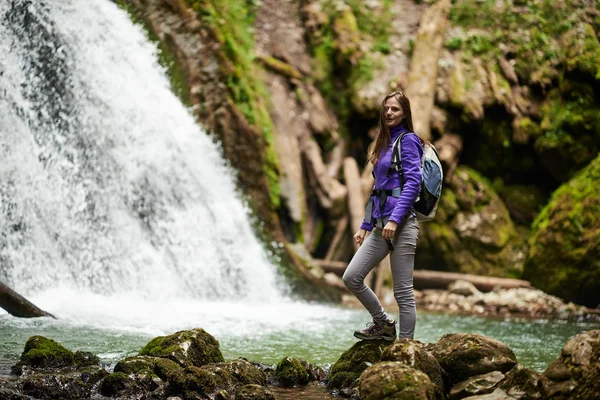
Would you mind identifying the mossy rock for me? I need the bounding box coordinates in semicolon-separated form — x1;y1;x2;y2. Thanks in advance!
359;361;437;400
114;355;181;381
495;183;547;225
327;339;391;391
499;364;541;399
418;166;522;277
235;384;275;400
275;357;310;387
167;359;265;398
539;330;600;399
380;339;445;397
15;336;74;371
431;333;517;387
534;83;600;183
139;328;224;368
99;372;143;397
522;154;600;308
73;351;100;368
167;365;236;398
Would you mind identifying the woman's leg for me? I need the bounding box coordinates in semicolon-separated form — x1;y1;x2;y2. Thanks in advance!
342;231;391;323
389;216;419;338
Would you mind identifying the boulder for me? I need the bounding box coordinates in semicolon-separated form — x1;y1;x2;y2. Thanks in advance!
380;339;445;397
522;153;600;308
359;361;437;400
539;330;600;399
12;336;74;374
449;371;505;399
22;366;107;400
114;355;182;381
327;339;390;392
431;333;517;387
235;384;275;400
167;359;266;399
139;328;224;368
498;364;541;399
418;167;522;277
275;357;311;387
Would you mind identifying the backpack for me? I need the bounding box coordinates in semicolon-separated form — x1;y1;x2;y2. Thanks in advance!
391;132;443;221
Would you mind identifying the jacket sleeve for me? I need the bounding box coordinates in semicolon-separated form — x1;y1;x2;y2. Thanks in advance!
389;133;422;224
360;218;373;232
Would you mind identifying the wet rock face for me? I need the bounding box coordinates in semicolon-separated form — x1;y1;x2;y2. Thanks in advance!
326;339;390;392
430;333;517;387
380;339;445;398
139;328;224;368
419;166;522;277
522;154;600;308
359;361;437;400
540;330;600;400
235;383;275;400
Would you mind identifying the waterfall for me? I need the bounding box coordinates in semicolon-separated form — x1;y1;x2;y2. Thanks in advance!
0;0;286;306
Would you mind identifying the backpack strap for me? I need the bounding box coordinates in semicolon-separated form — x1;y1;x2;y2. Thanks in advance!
389;131;410;185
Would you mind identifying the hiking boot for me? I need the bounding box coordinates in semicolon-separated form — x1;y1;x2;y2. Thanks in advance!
353;319;396;341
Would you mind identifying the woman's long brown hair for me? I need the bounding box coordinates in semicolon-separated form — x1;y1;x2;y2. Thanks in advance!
368;91;415;165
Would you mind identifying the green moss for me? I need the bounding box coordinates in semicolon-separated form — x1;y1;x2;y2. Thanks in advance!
139;328;224;367
328;340;390;390
275;357;310;387
448;0;595;84
20;336;74;369
184;0;280;208
535;82;600;179
446;37;464;50
524;154;600;307
565;23;600;80
257;55;303;80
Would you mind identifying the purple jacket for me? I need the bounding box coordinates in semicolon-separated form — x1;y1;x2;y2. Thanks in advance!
360;124;423;231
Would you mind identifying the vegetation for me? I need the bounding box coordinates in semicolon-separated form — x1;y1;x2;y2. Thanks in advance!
184;0;281;207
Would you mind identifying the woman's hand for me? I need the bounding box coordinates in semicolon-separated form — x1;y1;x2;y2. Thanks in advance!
353;229;367;246
382;221;398;241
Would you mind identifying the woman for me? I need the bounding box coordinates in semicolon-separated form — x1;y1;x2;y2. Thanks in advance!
342;91;423;341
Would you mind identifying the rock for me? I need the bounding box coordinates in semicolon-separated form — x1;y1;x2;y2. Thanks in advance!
327;339;390;392
462;388;515;399
418;166;522;277
139;328;224;368
498;364;541;399
12;336;74;374
235;384;275;400
431;333;517;387
167;359;266;399
380;339;445;397
522;154;600;308
448;280;481;297
99;371;143;398
114;355;182;381
21;366;107;399
73;351;100;368
450;371;505;399
539;330;600;399
275;357;311;387
359;361;437;400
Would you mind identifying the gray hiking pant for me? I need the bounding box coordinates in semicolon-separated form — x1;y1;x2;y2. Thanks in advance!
342;216;419;339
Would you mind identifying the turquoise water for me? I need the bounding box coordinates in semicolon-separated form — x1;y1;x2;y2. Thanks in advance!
1;303;597;376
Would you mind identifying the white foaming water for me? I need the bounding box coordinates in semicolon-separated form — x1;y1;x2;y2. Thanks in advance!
0;0;300;334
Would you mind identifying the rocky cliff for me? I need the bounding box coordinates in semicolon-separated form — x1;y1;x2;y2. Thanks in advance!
118;0;600;307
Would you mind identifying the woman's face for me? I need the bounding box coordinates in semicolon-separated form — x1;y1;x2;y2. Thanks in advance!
384;97;404;128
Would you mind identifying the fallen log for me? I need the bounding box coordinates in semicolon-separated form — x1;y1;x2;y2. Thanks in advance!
314;261;532;293
413;270;531;293
0;281;55;318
